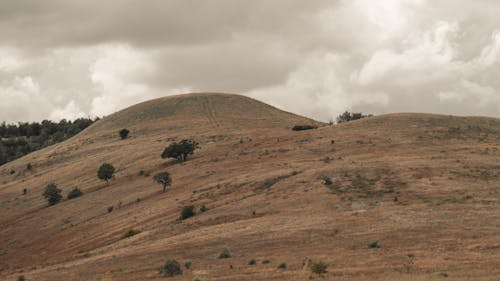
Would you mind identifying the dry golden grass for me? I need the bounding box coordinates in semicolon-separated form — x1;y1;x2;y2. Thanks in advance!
1;93;499;280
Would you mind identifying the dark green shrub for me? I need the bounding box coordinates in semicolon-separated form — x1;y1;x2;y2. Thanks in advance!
277;262;287;269
368;240;380;248
184;260;192;269
161;259;182;277
18;275;25;281
67;187;83;199
199;204;207;213
122;229;141;239
153;172;172;192
22;188;27;195
97;163;115;185
43;183;62;206
119;128;129;140
218;247;231;259
262;258;270;264
26;163;32;170
310;261;328;274
161;139;199;162
248;258;256;265
10;169;15;175
292;125;317;131
107;206;114;213
180;205;195;220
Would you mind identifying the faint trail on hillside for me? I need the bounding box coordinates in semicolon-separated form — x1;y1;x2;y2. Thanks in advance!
200;96;220;127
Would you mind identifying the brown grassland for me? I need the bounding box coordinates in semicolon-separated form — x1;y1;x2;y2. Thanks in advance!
1;93;499;280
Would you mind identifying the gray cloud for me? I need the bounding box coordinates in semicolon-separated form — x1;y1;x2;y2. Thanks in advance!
0;0;499;122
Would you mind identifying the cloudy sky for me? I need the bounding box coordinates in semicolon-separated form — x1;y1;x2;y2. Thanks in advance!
1;0;499;122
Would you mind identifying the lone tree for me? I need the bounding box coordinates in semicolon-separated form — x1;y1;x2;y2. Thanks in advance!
119;128;129;140
161;139;199;162
154;172;172;192
336;111;373;124
43;183;62;206
67;187;83;199
97;163;115;185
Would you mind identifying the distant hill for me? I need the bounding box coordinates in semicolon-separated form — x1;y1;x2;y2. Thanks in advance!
1;93;499;281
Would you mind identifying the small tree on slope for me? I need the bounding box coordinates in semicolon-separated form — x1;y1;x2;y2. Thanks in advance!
97;163;115;185
154;172;172;192
161;139;199;162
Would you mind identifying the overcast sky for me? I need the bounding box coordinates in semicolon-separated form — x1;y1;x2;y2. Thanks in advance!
0;0;499;122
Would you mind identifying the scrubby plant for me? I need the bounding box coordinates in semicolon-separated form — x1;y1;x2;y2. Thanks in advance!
292;125;317;131
248;258;256;265
184;260;192;269
310;261;328;274
97;163;115;185
18;275;25;281
180;205;195;220
43;183;62;206
161;259;182;277
277;262;287;269
153;172;172;192
67;187;83;199
322;176;333;186
262;258;270;264
26;163;32;171
22;188;27;195
107;206;114;213
161;139;199;162
218;247;231;259
119;128;129;140
122;229;141;239
199;204;207;213
368;240;381;248
192;277;203;281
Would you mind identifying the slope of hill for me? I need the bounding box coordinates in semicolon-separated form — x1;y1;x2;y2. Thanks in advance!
1;93;499;281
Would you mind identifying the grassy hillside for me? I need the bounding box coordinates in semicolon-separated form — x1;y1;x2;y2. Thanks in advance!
1;93;499;281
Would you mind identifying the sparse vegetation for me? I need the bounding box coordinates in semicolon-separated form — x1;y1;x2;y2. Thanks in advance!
180;205;195;220
368;240;381;248
22;188;27;195
122;229;141;239
67;187;83;199
310;261;328;274
161;259;182;277
97;163;115;185
277;262;287;269
18;275;25;281
292;125;317;131
262;258;270;264
248;258;256;265
218;247;231;259
161;139;199;162
336;111;372;124
184;260;192;269
43;183;62;206
321;176;333;186
26;163;32;171
192;277;203;281
107;206;114;213
119;128;129;140
153;172;172;192
200;204;207;213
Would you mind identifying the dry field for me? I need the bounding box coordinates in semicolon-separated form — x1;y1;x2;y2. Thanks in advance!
1;93;499;280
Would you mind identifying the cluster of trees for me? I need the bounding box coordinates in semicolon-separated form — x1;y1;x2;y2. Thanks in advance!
0;118;97;165
336;111;373;124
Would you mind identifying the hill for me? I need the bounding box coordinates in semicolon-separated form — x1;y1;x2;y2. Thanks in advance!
1;93;499;281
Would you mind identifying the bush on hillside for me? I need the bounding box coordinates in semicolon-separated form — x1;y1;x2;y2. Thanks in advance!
161;139;199;162
67;187;83;199
292;125;317;131
218;247;231;259
310;261;328;274
180;205;195;220
119;128;129;140
161;259;182;277
43;183;62;206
